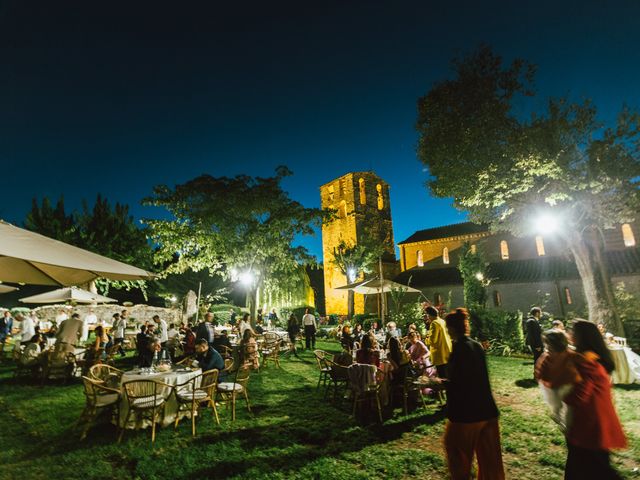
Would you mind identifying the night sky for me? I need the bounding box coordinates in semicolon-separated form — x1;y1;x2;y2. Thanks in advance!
1;1;639;261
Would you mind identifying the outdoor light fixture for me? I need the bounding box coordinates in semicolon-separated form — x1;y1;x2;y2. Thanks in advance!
348;268;357;282
169;295;177;303
533;212;559;234
239;271;254;286
475;272;484;281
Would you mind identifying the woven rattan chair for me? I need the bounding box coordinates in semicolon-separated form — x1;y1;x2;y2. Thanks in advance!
313;350;331;392
260;338;281;369
41;350;75;385
217;366;251;421
349;363;386;423
325;357;350;402
119;379;171;443
78;376;121;440
89;364;124;387
176;354;195;366
174;369;219;436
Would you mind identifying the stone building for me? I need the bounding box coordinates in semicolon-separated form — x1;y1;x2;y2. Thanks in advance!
320;172;397;315
396;221;640;317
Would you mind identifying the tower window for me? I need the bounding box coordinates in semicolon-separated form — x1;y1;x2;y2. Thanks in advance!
442;247;450;265
535;236;546;256
564;287;573;305
376;184;384;210
500;240;509;260
339;200;347;219
359;178;366;205
328;185;335;202
417;250;424;267
622;223;636;247
493;290;502;307
470;244;477;254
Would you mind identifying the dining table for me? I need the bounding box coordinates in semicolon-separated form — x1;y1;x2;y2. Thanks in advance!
118;365;202;429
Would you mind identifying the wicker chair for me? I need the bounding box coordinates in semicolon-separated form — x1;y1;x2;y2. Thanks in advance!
221;358;234;378
41;350;75;385
104;344;121;366
176;354;195;366
325;357;350;402
260;338;281;369
174;369;220;436
217;366;252;421
349;363;386;423
89;364;124;388
78;376;121;440
119;379;171;443
313;350;331;391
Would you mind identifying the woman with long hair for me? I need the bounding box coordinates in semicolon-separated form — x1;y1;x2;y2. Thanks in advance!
355;332;380;368
240;328;259;370
563;320;626;479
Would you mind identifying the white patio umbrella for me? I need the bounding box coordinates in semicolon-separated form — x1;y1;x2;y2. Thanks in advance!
0;284;18;294
351;278;422;295
19;286;117;304
0;220;154;286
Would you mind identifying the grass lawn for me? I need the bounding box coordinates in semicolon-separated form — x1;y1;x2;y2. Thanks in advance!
0;340;638;480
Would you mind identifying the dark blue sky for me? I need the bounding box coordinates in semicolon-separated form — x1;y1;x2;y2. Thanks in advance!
1;1;639;260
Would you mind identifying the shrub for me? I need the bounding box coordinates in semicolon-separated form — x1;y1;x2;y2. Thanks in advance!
470;308;525;355
208;304;242;324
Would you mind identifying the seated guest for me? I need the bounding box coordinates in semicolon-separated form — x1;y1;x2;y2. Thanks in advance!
20;334;45;366
195;339;225;376
352;323;364;345
212;329;232;355
183;326;196;357
139;338;162;368
239;329;259;370
386;321;402;342
340;325;354;351
356;332;381;368
254;319;265;335
85;325;111;366
408;331;432;371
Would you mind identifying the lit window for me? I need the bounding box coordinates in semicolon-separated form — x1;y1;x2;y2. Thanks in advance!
442;247;450;264
564;287;573;305
470;244;477;254
417;250;424;267
500;240;509;260
359;178;366;205
622;223;636;247
376;184;384;210
339;200;347;219
535;236;545;256
493;290;502;307
328;185;335;202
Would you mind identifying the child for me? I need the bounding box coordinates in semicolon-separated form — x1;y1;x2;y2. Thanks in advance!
535;329;582;431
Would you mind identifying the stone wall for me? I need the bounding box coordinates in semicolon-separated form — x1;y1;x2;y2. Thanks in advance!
30;304;183;327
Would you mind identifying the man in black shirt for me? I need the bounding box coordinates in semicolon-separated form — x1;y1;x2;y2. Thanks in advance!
195;339;225;379
525;307;544;376
443;308;504;480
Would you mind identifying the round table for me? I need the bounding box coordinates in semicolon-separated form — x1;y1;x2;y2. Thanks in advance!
119;366;202;429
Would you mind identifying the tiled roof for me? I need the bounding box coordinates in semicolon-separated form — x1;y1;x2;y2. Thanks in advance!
394;247;640;288
398;222;488;245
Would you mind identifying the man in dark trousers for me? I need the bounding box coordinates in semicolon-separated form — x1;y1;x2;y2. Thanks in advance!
525;307;544;376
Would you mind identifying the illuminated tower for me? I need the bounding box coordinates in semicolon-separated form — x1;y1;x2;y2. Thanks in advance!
320;171;396;315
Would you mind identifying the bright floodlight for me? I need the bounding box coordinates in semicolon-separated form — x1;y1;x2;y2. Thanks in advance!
169;295;177;303
534;213;559;234
348;268;357;282
239;271;254;286
475;272;484;281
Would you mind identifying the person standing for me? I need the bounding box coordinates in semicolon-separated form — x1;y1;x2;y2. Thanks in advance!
443;308;505;480
55;308;69;326
525;307;544;377
112;311;127;356
424;305;453;378
302;308;317;350
153;315;168;349
195;312;215;346
55;313;84;354
81;309;98;342
563;320;626;479
0;310;14;357
286;314;301;358
19;313;36;347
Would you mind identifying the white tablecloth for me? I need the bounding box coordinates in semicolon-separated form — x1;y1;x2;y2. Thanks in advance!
119;367;201;428
610;346;640;384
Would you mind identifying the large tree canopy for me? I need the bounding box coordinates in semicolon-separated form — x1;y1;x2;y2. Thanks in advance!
416;45;640;334
143;167;323;320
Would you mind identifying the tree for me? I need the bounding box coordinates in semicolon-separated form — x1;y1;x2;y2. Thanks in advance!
416;45;640;335
458;243;488;309
25;196;78;244
143;167;323;322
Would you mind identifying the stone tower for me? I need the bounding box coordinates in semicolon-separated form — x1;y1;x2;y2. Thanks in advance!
320;171;396;315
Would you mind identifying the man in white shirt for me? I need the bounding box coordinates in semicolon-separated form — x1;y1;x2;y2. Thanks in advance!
301;308;317;350
81;309;98;342
112;310;127;356
19;313;36;346
153;315;168;348
55;308;69;327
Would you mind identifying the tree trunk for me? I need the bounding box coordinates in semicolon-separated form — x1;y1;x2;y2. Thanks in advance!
246;286;259;328
563;229;624;336
347;289;354;319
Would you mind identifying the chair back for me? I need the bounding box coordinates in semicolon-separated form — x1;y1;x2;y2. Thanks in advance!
122;379;170;404
313;350;328;369
234;366;251;388
222;358;234;374
326;358;349;381
89;364;123;385
200;369;219;396
82;375;101;407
